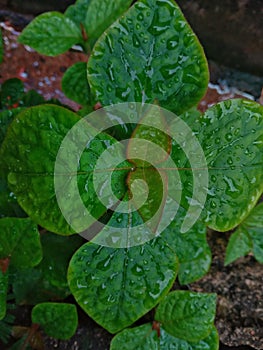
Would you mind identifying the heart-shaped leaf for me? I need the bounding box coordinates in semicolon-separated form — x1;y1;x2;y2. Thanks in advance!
0;218;42;268
18;12;82;56
65;0;133;51
1;105;127;234
61;62;91;106
225;202;263;265
31;302;78;340
87;0;209;114
12;232;83;305
155;291;217;342
68;237;178;333
0;270;8;320
110;323;219;350
185;99;263;232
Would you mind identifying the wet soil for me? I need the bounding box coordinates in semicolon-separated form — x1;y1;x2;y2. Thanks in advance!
0;16;262;350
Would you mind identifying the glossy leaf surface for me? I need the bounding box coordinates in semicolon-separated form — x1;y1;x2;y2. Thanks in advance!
88;0;209;114
110;323;219;350
31;302;78;340
190;99;263;231
225;202;263;264
61;62;91;105
18;12;82;56
0;218;42;268
1;105;127;234
12;233;83;304
65;0;133;51
161;207;211;285
155;291;217;342
68;237;178;333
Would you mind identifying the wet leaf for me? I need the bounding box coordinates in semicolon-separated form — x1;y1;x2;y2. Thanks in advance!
87;0;209;114
192;99;263;231
12;233;83;305
0;108;25;145
0;270;8;320
0;218;42;268
110;323;159;349
65;0;133;51
0;78;24;109
225;202;263;264
68;237;178;333
110;324;219;350
155;291;217;342
31;302;78;340
161;207;211;285
62;62;91;106
18;12;82;56
127;103;171;166
1;105;126;234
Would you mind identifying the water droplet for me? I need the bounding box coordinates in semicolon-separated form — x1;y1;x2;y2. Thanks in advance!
227;157;233;165
211;175;217;183
225;133;232;141
137;13;144;21
215;137;220;144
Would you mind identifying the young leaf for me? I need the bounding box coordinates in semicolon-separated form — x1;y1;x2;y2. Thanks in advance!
65;0;133;51
12;233;83;304
0;270;8;320
1;105;127;234
0;218;42;268
110;323;159;350
18;12;82;56
22;90;45;107
193;99;263;232
31;302;78;340
68;237;178;333
0;78;24;109
87;0;209;114
225;228;252;265
225;202;263;265
155;291;217;342
110;323;219;350
61;62;91;106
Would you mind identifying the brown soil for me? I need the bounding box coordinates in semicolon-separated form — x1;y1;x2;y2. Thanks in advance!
0;17;262;350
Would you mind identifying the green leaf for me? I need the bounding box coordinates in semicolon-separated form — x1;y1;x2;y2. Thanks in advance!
61;62;91;105
22;90;45;107
12;233;83;304
87;0;209;114
225;202;263;264
110;324;219;350
0;78;24;109
68;237;178;333
162;207;211;284
194;99;263;231
225;228;252;265
110;323;159;350
0;28;3;64
1;105;126;234
0;218;42;268
65;0;133;51
155;291;217;342
0;270;8;320
18;12;82;56
31;302;78;340
0;108;25;146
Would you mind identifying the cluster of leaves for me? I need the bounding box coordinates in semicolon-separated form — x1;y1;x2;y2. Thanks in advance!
0;0;263;349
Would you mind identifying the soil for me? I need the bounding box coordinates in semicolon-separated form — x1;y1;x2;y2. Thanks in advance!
0;13;263;350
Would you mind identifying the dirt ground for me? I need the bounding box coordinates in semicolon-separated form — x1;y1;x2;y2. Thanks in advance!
0;14;263;350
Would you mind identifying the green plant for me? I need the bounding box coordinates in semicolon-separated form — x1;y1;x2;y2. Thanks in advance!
0;0;263;349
